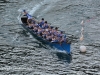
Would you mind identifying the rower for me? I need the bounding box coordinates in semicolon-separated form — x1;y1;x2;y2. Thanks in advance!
42;21;49;29
23;10;27;16
27;19;33;29
23;10;32;19
39;18;44;27
37;27;43;36
51;36;58;43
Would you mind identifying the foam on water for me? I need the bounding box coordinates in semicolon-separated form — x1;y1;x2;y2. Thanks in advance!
29;2;44;15
12;34;20;42
29;0;61;17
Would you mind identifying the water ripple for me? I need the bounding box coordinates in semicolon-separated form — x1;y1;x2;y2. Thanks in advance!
0;0;100;75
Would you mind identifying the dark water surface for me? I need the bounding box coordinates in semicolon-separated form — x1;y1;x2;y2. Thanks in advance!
0;0;100;75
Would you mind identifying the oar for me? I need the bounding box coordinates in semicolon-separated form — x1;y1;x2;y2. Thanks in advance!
80;32;84;41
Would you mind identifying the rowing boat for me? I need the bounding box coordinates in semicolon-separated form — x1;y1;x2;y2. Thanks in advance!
21;15;71;54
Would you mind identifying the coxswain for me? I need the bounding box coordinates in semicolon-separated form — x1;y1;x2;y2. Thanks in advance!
23;10;32;19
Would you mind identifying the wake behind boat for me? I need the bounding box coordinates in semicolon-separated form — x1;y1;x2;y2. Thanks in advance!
20;10;71;54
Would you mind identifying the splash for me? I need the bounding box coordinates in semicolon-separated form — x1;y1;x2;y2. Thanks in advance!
29;0;61;17
12;34;20;42
29;2;44;15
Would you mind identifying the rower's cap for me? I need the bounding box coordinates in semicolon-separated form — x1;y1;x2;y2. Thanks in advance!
61;31;63;33
45;21;47;23
42;18;44;20
23;10;26;12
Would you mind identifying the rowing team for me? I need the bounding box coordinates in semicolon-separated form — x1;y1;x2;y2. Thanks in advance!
23;10;68;43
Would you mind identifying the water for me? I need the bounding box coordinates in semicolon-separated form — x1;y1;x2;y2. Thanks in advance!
0;0;100;75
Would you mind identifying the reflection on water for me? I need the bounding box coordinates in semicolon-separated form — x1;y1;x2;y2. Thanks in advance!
56;52;72;63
